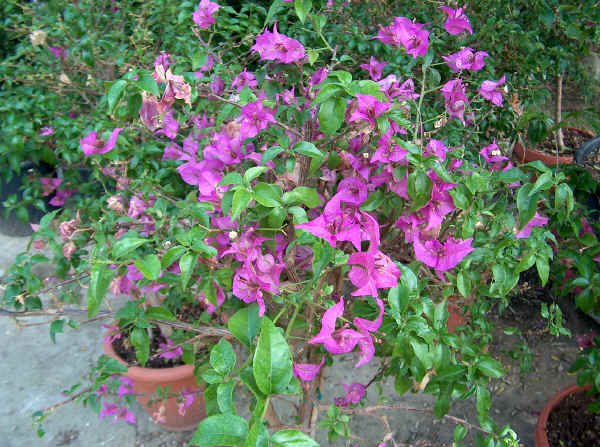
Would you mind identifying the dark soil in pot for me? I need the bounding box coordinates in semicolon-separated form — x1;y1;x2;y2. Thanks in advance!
536;127;592;156
545;391;600;447
112;300;213;367
113;328;186;368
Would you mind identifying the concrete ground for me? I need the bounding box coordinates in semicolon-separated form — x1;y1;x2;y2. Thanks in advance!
0;231;590;447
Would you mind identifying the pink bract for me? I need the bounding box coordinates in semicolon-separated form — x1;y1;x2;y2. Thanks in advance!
439;6;473;35
192;0;220;28
479;75;506;106
252;24;306;64
293;357;325;381
80;128;123;155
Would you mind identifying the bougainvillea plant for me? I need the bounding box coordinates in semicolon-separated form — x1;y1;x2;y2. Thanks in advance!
3;0;593;446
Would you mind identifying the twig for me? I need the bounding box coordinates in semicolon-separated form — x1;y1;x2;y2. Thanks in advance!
38;386;92;413
317;403;490;435
205;93;303;139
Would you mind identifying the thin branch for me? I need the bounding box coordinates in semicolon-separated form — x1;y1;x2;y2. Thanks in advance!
205;93;303;139
317;403;490;436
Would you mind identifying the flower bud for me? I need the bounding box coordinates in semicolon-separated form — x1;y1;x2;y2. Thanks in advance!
228;231;238;239
29;30;47;46
59;73;71;85
107;195;126;214
58;218;78;239
63;241;76;259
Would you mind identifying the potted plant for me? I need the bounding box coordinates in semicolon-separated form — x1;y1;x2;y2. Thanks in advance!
1;2;587;446
535;333;600;447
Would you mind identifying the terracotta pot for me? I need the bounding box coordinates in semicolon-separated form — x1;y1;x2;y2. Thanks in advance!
103;337;206;431
534;383;592;447
446;301;465;332
513;127;593;166
446;296;472;332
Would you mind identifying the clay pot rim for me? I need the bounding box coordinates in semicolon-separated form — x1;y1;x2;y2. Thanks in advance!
103;333;195;382
514;126;594;166
534;383;592;447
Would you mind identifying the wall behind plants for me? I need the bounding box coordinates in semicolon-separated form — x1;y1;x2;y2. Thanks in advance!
0;0;268;221
2;0;598;224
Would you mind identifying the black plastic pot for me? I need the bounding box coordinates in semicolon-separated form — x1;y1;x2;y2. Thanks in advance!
0;161;57;237
574;135;600;223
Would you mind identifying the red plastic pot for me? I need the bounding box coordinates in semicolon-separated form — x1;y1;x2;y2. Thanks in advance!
104;337;206;431
513;127;593;166
534;383;591;447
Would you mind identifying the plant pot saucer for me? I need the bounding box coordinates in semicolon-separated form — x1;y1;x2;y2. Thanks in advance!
513;127;594;167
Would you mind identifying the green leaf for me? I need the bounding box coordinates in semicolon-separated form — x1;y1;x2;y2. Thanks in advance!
388;284;409;316
293;141;324;159
476;385;491;419
131;327;150;367
410;340;433;370
134;254;161;280
312;242;332;279
407;170;433;212
516;252;536;273
240;367;265;398
394;374;412;395
39;210;59;229
360;190;385;212
454;425;468;442
108;79;127;113
190;414;249;446
210;338;236;376
449;185;471;210
536;256;550;286
457;271;471;298
203;384;220;416
554;183;574;216
530;171;553;195
231;189;252;221
516;184;539;229
201;369;224;384
261;146;285;165
434;299;449;330
282;186;322;208
294;0;312;24
272;429;319;447
434;394;450;418
49;319;64;344
318;97;346;137
161;245;187;269
264;0;284;26
253;317;293;395
112;236;148;259
245;422;269;447
434;365;467;382
244;166;269;184
135;72;159;96
87;264;115;317
314;84;344;104
179;252;196;289
476;357;504;378
219;172;244;186
253;182;282;208
307;48;319;65
217;381;236;414
146;307;177;320
228;304;261;347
